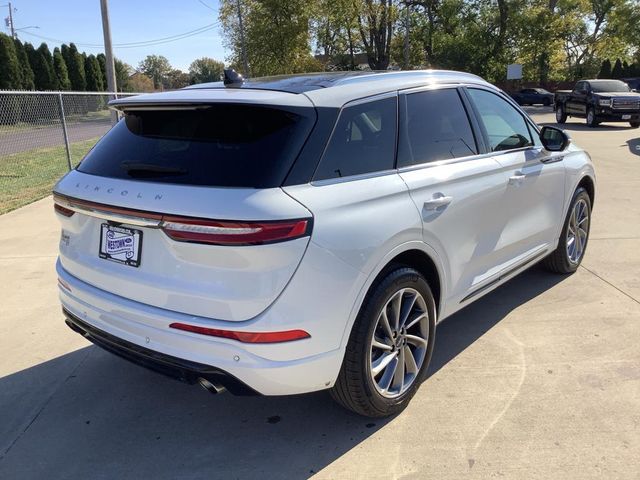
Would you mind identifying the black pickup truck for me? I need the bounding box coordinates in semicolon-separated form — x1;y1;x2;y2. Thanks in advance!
554;79;640;128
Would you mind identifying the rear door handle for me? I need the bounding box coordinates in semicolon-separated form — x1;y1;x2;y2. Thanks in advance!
423;195;453;210
508;172;526;185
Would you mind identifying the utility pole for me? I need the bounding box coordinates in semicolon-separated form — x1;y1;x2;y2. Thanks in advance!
403;1;410;70
3;2;16;38
235;0;249;77
100;0;118;125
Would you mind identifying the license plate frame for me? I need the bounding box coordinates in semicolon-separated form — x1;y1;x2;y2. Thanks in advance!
99;223;143;267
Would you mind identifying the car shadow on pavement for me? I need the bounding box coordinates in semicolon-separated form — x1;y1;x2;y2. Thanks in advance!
0;267;566;480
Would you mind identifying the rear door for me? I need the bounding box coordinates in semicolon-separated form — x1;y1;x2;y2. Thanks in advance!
396;86;511;310
54;99;316;322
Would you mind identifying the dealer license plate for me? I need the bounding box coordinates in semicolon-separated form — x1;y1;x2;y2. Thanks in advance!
99;224;142;267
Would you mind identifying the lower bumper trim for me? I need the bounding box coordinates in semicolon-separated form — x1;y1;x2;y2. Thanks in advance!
63;308;258;396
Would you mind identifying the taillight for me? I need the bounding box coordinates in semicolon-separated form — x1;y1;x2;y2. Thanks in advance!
52;194;312;246
161;217;310;246
54;203;75;217
169;322;310;343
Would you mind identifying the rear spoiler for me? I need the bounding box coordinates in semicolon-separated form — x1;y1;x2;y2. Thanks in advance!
108;88;314;112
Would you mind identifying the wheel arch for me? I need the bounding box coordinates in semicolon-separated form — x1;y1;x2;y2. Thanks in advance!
376;250;442;316
338;241;446;357
577;174;595;207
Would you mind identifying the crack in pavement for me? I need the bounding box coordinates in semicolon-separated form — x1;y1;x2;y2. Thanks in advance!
579;265;640;306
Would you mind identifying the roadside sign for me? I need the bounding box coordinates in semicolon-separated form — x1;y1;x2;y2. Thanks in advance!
507;64;523;80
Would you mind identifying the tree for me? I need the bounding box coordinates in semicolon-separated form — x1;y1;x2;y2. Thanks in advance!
598;59;612;78
27;43;57;90
53;47;71;90
63;43;86;91
96;53;107;89
188;57;224;84
355;0;397;70
166;69;191;89
0;33;21;89
611;58;623;78
85;54;104;91
114;59;132;92
138;55;171;89
13;38;34;90
128;73;155;92
219;0;322;76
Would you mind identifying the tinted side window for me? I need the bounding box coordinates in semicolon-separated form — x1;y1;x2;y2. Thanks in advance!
398;89;477;167
313;96;397;180
467;88;533;152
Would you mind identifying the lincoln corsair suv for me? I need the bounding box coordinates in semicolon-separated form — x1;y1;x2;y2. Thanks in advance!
54;70;595;417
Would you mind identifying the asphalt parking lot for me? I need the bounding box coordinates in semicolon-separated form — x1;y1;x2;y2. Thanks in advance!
1;108;639;479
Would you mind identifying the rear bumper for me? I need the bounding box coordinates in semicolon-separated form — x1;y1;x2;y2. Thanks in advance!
63;308;257;395
57;259;346;396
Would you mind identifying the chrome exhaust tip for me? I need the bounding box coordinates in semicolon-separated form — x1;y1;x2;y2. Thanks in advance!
198;377;226;394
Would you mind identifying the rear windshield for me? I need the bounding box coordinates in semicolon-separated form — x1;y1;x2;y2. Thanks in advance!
590;81;630;93
77;104;315;188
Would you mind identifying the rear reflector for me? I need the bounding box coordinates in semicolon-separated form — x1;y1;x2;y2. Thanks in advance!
169;322;310;343
162;217;310;245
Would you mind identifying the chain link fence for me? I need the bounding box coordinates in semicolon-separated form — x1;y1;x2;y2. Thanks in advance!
0;91;141;214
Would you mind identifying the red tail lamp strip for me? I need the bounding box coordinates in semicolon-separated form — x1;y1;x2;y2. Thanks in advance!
169;322;310;343
161;217;310;245
52;194;311;245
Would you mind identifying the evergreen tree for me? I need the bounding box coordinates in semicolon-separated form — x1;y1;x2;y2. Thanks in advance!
13;39;35;90
53;47;71;90
114;59;132;92
96;53;107;88
597;59;612;79
611;58;624;78
622;61;630;77
36;43;58;90
84;54;104;91
0;33;21;89
66;43;86;91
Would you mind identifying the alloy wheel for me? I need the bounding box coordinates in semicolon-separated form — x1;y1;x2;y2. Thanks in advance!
566;198;589;264
369;288;429;398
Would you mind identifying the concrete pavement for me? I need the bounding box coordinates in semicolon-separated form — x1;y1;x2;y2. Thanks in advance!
0;111;639;479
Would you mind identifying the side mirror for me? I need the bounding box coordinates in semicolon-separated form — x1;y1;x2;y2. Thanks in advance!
540;126;570;152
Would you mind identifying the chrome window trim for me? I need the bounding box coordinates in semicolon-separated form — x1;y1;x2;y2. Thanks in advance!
310;168;398;186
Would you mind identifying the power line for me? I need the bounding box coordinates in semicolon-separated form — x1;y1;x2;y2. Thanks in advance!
197;0;216;12
19;22;219;49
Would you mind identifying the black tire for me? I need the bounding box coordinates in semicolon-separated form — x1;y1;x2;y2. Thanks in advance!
555;104;567;123
586;108;599;128
331;267;437;417
630;121;640;128
543;187;591;274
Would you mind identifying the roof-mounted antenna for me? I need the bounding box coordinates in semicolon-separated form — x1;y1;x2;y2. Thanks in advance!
223;68;244;88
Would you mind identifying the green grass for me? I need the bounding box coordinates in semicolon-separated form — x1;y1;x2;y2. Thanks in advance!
0;137;100;214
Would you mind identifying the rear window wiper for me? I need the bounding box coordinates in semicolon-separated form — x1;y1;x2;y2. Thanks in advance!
121;162;187;177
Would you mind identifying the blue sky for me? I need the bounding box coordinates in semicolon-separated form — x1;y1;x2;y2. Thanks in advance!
3;0;227;71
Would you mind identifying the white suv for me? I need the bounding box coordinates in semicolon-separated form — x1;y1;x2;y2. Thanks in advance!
54;70;595;417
